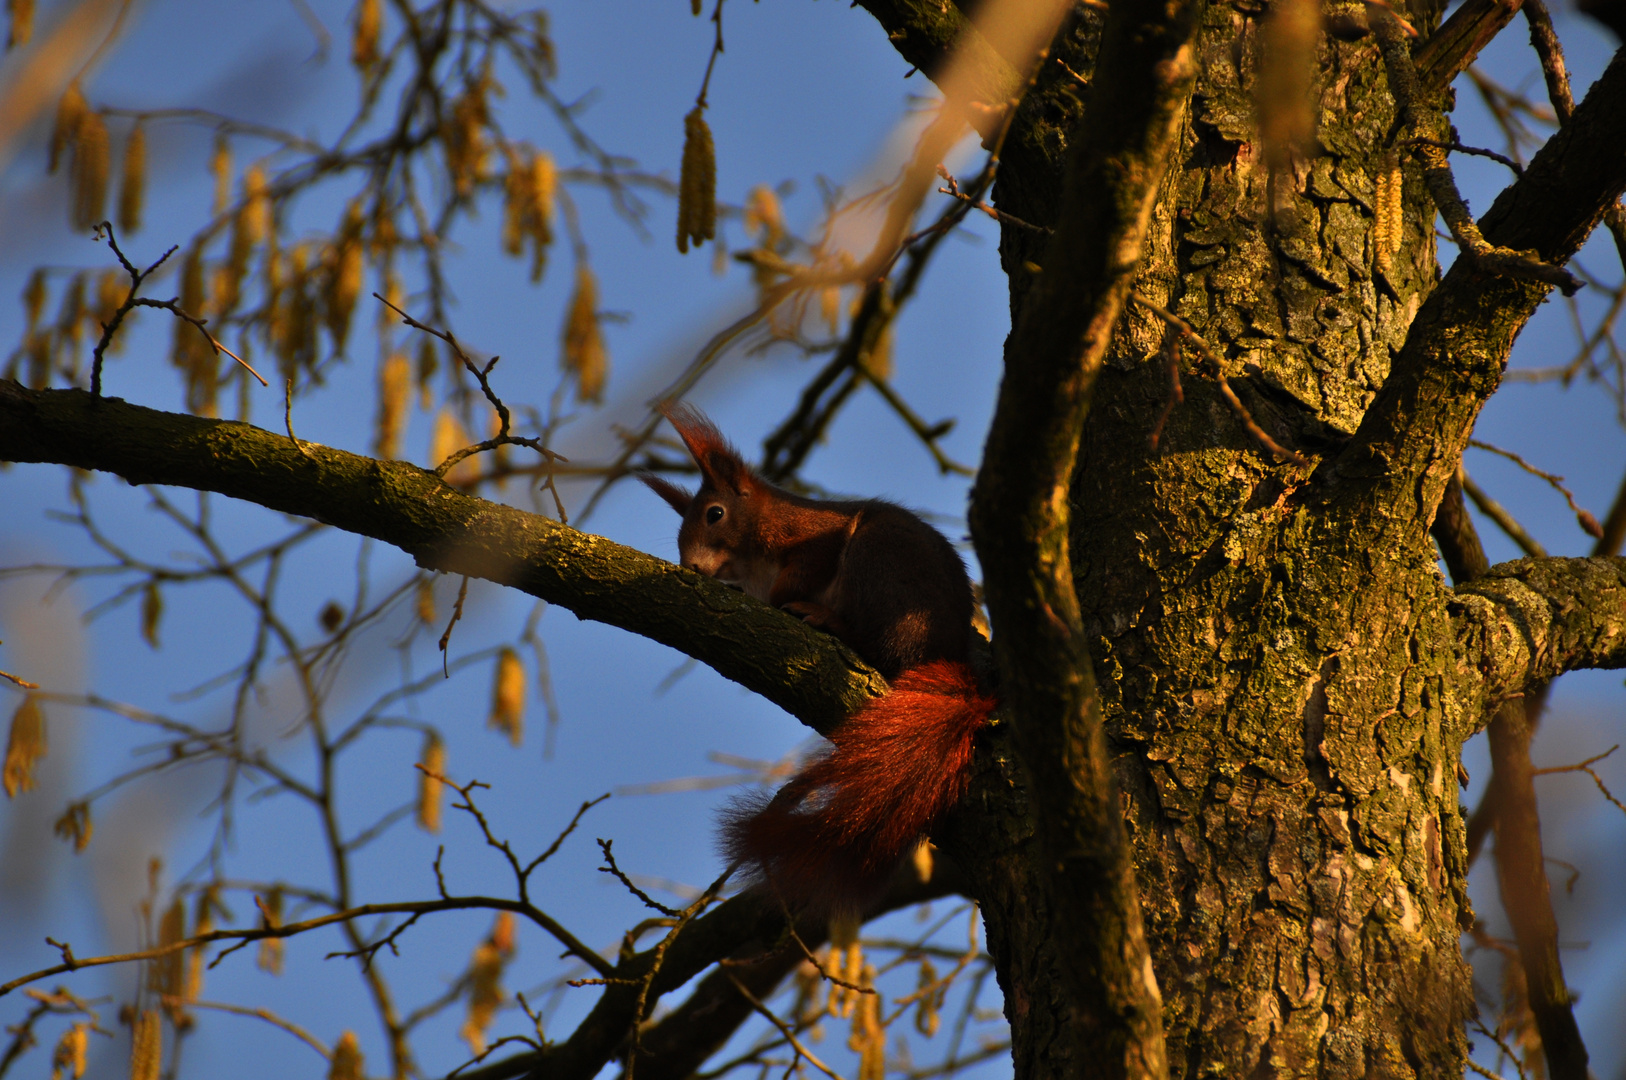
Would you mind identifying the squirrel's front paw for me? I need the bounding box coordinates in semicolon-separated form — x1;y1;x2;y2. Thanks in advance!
780;601;843;634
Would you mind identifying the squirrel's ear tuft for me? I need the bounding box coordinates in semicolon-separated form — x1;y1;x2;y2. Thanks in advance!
640;473;693;515
659;401;752;493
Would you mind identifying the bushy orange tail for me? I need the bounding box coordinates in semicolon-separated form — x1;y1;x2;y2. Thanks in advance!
721;660;994;915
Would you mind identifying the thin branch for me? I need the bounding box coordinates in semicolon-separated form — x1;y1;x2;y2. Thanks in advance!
719;971;843;1080
1460;471;1548;559
187;1000;330;1060
1468;439;1603;538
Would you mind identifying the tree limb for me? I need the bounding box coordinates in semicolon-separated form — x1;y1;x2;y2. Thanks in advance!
0;381;883;736
1451;555;1626;705
1323;48;1626;552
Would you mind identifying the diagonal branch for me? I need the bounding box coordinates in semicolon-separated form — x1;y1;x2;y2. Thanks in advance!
965;0;1205;1074
0;381;884;737
1322;49;1626;553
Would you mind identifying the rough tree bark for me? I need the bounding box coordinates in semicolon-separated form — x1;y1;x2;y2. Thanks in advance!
4;4;1626;1080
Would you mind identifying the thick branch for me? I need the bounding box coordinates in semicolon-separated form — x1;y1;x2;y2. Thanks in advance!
1451;555;1626;704
0;382;883;735
1323;50;1626;550
965;0;1204;1074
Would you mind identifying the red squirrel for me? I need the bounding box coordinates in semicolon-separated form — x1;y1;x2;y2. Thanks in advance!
642;404;994;913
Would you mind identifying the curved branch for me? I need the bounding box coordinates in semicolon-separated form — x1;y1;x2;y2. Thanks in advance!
1323;49;1626;550
1452;555;1626;706
964;0;1204;1073
0;382;884;736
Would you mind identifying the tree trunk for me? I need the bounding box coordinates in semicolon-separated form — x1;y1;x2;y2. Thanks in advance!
952;3;1477;1076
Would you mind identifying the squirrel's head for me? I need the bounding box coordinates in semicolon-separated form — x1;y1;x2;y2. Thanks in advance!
641;403;762;586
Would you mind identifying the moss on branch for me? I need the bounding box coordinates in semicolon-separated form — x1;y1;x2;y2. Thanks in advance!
0;381;882;734
1452;555;1626;707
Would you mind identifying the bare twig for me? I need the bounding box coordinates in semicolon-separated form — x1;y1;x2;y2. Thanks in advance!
720;970;844;1080
1405;136;1523;176
937;166;1052;235
1468;438;1603;538
187;1000;330;1060
1460;470;1548;559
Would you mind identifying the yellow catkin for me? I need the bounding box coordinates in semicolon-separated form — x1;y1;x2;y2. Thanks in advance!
221;164;269;317
490;911;516;955
24;330;52;388
429;407;469;473
489;647;524;747
1255;0;1321;175
374;351;411;459
150;897;186;1002
914;957;941;1036
328;1031;364;1080
3;694;46;798
460;915;515;1055
118;123;146;234
676;106;716;253
501;151;527;258
50;82;87;175
416;336;438;409
129;1009;161;1080
51;1022;87;1080
55;272;85;352
847;964;884;1080
446;81;490;199
792;959;826;1026
743;184;782;245
53;801;93;852
417;731;445;833
561;265;607;403
140;581;162;648
186;887;216;1004
23;268;47;331
415;577;436;625
272;243;316;380
378;272;404;338
173;247;205;372
209;135;231;217
911;839;934;883
257;888;284;975
325;229;364;352
94;269;127;350
8;0;34;49
820;285;841;335
351;0;381;72
1374;150;1403;269
528;150;556;282
70;110;110;232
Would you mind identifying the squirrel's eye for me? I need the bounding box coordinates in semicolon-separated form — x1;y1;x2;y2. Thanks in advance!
705;505;725;525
